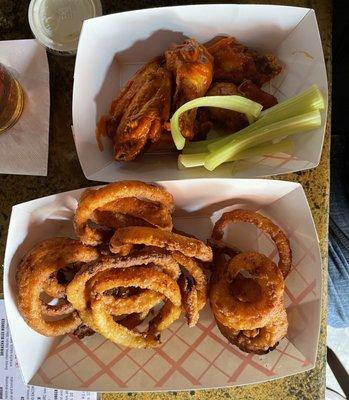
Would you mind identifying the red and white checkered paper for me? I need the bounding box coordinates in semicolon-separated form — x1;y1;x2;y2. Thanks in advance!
3;179;321;392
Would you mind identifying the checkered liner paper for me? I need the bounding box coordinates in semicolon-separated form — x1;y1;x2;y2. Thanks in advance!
4;180;321;392
9;181;319;392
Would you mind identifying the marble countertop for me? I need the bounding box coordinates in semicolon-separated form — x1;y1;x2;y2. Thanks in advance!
0;1;331;399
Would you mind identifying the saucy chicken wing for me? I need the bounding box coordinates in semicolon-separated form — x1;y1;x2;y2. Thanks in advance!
198;80;277;135
200;82;248;133
97;57;172;161
237;79;278;109
165;39;214;140
206;36;282;86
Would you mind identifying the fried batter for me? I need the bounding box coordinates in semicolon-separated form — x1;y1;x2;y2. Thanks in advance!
210;252;284;330
207;36;282;86
16;238;99;336
99;58;172;161
216;303;288;354
74;181;174;246
212;209;292;277
173;251;207;327
165;39;213;140
110;226;213;262
66;249;182;334
90;267;181;348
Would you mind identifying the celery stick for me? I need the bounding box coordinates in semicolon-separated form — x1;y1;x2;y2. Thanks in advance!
230;139;295;161
178;153;208;169
208;85;324;152
182;138;217;154
204;110;321;171
260;84;324;121
178;140;295;169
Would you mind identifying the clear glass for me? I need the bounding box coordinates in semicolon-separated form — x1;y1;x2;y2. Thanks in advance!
0;63;24;134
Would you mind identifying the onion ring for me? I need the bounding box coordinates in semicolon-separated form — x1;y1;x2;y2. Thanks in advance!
172;251;207;326
92;211;151;231
149;300;182;333
172;251;207;308
216;303;288;354
119;312;151;330
16;238;99;336
73;324;95;339
207;238;240;260
43;262;83;299
95;197;173;230
110;226;213;262
66;250;181;333
210;252;284;330
73;299;162;336
178;275;199;327
90;267;181;348
41;299;75;317
107;289;164;316
211;209;292;277
74;181;175;245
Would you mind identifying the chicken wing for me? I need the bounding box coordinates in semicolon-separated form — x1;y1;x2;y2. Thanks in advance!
165;39;214;141
98;57;172;161
198;80;277;135
237;79;278;109
200;82;248;133
206;36;282;87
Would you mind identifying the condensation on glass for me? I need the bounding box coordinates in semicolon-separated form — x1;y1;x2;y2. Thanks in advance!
0;64;24;134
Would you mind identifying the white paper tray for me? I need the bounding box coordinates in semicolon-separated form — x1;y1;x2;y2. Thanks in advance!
4;179;321;392
72;4;327;182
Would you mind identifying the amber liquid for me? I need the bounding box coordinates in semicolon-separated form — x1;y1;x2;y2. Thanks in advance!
0;64;24;134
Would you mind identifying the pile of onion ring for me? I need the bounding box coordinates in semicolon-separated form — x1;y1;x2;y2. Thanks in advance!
209;209;291;354
16;180;212;348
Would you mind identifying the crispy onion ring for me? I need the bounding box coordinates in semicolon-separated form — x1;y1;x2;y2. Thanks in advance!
178;275;199;327
149;300;182;333
146;258;181;281
107;289;164;316
210;252;284;330
90;267;181;348
73;324;95;339
212;209;292;277
110;226;213;262
207;238;240;260
92;211;152;231
16;238;99;336
172;251;207;327
74;181;174;245
43;262;83;299
216;303;288;354
95;197;173;230
66;250;181;333
118;312;151;330
41;299;75;317
172;251;207;308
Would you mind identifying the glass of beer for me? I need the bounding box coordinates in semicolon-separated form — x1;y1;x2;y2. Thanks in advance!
0;63;24;134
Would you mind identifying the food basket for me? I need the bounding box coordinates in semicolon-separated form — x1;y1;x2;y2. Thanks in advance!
4;179;321;391
72;4;327;182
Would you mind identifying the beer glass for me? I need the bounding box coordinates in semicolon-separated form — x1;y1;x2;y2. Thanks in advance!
0;63;24;134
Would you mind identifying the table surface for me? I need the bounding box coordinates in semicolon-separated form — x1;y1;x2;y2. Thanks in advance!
0;1;331;399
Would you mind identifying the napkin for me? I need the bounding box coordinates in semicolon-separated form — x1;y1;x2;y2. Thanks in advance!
0;39;49;176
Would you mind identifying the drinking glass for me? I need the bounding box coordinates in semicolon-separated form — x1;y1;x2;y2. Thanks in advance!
0;63;24;134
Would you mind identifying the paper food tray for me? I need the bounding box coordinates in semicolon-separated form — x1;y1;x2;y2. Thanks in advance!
72;4;328;182
3;179;321;392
